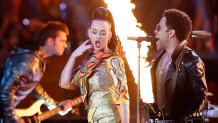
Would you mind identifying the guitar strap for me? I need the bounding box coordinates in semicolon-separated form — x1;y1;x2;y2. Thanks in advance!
163;47;187;119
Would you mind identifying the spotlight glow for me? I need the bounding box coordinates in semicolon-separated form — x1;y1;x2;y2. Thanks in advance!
104;0;154;103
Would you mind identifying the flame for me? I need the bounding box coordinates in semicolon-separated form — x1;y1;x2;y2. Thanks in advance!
104;0;154;103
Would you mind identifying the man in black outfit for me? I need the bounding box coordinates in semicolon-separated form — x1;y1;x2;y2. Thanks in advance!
150;9;208;122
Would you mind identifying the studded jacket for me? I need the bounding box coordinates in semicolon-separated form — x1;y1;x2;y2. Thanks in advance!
0;48;57;123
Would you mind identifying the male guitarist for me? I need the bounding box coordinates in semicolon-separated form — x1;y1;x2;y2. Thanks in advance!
16;96;82;123
0;21;71;123
149;9;208;122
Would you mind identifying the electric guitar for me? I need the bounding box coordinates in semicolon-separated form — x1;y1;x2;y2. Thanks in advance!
144;103;206;123
16;96;82;123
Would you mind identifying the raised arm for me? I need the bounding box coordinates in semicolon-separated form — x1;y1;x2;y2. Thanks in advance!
59;40;92;88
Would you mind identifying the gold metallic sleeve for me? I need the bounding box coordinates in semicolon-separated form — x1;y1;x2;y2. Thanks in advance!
109;56;130;104
59;71;80;90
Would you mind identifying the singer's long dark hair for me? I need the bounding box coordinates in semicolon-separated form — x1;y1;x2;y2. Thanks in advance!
90;7;124;57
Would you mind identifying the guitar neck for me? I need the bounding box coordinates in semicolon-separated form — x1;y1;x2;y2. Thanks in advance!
36;96;83;122
36;107;61;121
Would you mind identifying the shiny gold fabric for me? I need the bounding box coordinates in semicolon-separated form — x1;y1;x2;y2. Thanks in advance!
62;50;129;122
88;105;121;123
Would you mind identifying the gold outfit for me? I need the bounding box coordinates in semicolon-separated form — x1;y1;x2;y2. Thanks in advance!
61;50;129;123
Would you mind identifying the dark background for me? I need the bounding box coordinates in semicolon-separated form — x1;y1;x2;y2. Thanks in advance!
0;0;218;122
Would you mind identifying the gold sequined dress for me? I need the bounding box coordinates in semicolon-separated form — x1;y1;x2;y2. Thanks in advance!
61;50;129;123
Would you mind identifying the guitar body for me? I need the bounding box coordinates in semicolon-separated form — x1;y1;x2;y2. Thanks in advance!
16;99;45;117
143;103;206;123
22;116;40;123
15;97;82;123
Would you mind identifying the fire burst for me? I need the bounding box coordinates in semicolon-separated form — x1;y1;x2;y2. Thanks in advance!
104;0;154;103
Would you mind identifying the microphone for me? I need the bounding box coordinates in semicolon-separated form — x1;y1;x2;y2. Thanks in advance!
191;30;212;38
127;35;155;42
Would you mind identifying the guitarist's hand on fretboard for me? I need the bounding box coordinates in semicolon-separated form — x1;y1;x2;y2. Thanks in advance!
59;97;83;116
58;100;73;115
16;96;83;123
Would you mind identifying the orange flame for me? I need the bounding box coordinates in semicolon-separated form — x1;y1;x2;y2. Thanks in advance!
104;0;154;103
